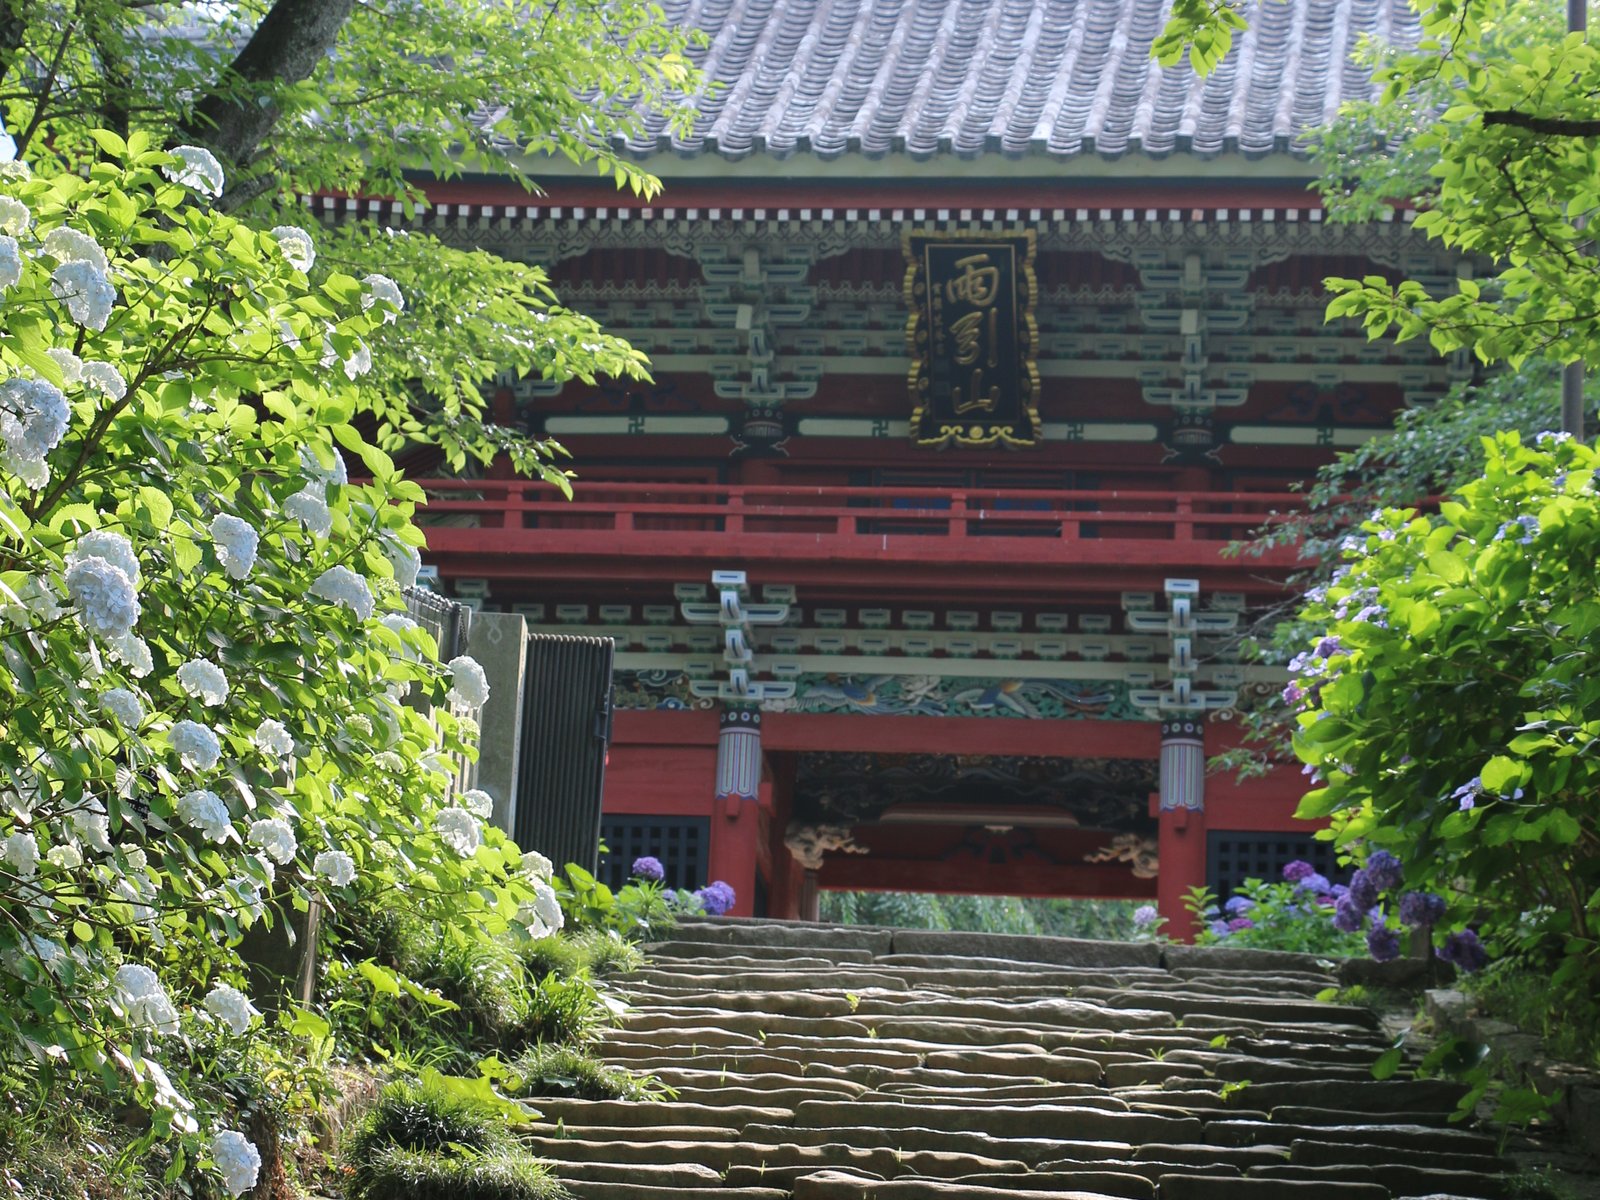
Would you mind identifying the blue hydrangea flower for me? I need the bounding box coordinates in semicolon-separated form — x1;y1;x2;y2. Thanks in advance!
1132;904;1159;928
1437;929;1489;973
1208;919;1231;938
1399;891;1447;929
1332;894;1367;933
631;855;664;882
1224;895;1256;915
696;880;736;916
1365;850;1403;893
1294;872;1332;896
1366;924;1402;962
1282;860;1316;883
1347;869;1380;911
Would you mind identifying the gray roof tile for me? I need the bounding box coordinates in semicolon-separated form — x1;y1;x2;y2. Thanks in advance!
618;0;1418;160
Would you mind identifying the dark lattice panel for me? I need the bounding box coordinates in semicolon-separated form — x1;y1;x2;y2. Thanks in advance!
1207;831;1341;901
598;816;709;893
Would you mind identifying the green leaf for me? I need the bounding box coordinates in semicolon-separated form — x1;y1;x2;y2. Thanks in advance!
1371;1046;1405;1080
1480;755;1522;794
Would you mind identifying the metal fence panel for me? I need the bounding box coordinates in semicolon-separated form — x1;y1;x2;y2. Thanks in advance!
514;635;614;873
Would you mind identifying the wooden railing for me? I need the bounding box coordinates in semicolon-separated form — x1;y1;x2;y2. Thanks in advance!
411;479;1309;546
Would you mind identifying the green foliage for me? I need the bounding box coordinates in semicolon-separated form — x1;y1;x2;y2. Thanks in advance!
0;3;700;477
1289;432;1600;1002
504;1044;665;1102
347;1145;569;1200
343;1077;565;1200
517;975;610;1048
1185;882;1367;956
820;890;1144;939
517;936;589;984
553;864;679;940
1152;0;1251;75
1461;957;1600;1067
571;930;645;977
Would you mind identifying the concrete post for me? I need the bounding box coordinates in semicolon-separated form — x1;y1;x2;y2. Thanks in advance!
465;611;529;838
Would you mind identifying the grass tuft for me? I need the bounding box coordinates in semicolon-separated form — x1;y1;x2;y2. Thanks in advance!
506;1044;667;1101
346;1144;570;1200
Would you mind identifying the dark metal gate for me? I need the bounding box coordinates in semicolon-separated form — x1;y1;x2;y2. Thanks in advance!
404;587;473;659
514;635;614;874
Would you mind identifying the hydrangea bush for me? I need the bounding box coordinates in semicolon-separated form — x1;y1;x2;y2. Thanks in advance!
1290;432;1600;997
0;141;548;1192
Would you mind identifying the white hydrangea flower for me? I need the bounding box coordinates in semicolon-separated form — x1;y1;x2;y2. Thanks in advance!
210;1130;261;1197
313;849;356;887
300;445;347;488
0;197;30;236
78;361;127;401
342;713;374;740
177;658;229;706
0;235;21;292
459;788;493;820
46;842;82;870
109;631;153;677
385;539;421;589
203;984;259;1035
309;565;374;621
46;349;83;385
446;655;490;708
456;715;479;742
2;831;39;879
284;486;331;537
372;750;404;773
3;452;47;488
246;817;296;865
178;789;232;842
70;529;141;583
163;145;225;198
113;963;180;1035
360;273;404;322
518;880;564;938
208;513;258;580
253;718;293;760
71;798;113;855
171;721;221;771
520;849;553;883
434;807;481;857
0;377;72;474
0;161;30;181
101;687;145;726
40;226;108;272
269;225;315;272
51;260;116;331
122;846;147;872
65;556;140;638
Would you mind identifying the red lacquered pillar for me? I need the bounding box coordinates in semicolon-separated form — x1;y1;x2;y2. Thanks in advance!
1156;717;1208;941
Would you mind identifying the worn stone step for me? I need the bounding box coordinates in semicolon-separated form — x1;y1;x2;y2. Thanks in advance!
1156;1175;1389;1199
1267;1106;1461;1127
652;920;894;955
958;1169;1158;1197
1199;1079;1471;1113
521;1136;737;1169
545;1160;724;1185
1206;1119;1496;1154
1249;1161;1509;1197
540;1124;741;1143
1289;1137;1503;1172
621;971;911;994
1036;1159;1243;1184
739;1122;1156;1166
792;1100;1203;1145
562;1183;790;1200
1102;1061;1213;1088
848;996;1182;1033
791;1169;1129;1199
529;1099;794;1129
621;1009;876;1038
725;1140;1027;1179
872;1081;1104;1102
923;1049;1104;1082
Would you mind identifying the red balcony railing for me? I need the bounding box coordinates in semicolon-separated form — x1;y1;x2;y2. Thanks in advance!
413;479;1310;544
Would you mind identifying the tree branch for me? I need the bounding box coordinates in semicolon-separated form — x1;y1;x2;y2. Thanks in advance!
0;2;32;92
1482;110;1600;136
173;0;356;195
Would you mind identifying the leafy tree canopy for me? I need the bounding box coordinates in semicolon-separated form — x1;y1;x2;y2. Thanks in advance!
0;0;702;480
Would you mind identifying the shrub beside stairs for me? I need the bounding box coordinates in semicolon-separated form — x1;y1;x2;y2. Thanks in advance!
517;917;1533;1200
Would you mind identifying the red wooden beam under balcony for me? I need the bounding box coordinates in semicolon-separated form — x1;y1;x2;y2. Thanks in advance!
411;479;1309;599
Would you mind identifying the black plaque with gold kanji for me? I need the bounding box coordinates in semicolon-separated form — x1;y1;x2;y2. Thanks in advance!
903;229;1040;448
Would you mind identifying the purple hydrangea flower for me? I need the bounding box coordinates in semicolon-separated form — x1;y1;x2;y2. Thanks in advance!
1132;904;1159;928
1347;869;1380;911
1294;872;1332;896
1332;894;1368;933
1224;895;1256;915
696;880;737;916
1365;850;1403;893
1437;929;1489;973
1398;891;1447;929
1282;682;1306;706
1366;924;1402;962
1451;777;1483;811
1313;635;1343;659
1209;919;1231;938
1227;917;1255;932
631;855;665;882
1282;860;1316;883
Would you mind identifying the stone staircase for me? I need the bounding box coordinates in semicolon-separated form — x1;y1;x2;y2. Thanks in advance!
528;917;1515;1200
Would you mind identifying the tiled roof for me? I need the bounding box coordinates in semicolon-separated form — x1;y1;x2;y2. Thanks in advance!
615;0;1418;161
